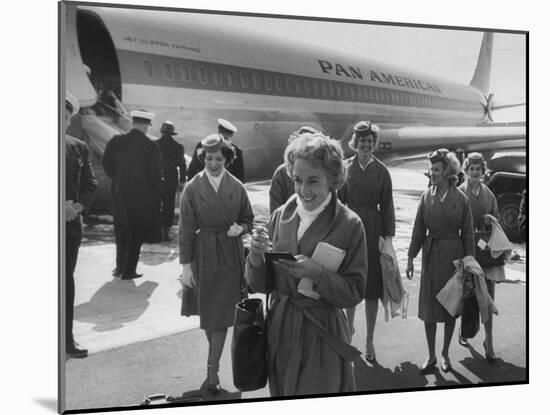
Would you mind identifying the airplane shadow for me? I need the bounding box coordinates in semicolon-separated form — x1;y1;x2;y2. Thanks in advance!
139;247;179;267
459;344;527;384
74;279;158;331
354;358;429;392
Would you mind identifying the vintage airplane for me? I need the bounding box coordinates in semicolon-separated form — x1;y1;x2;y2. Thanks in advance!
63;3;526;234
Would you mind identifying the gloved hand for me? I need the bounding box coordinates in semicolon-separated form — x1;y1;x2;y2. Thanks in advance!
227;222;244;237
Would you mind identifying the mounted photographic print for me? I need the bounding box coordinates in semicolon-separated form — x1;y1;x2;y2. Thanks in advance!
59;0;527;413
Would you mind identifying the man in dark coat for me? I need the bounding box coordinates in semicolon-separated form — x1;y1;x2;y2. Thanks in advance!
186;118;245;182
157;121;186;241
103;110;163;279
65;91;98;358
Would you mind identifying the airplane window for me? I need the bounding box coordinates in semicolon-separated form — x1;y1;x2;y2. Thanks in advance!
320;81;328;97
180;65;191;83
252;73;261;90
240;72;249;89
162;62;173;81
142;60;153;78
295;78;302;95
328;82;335;98
264;74;273;91
336;84;343;99
227;71;236;87
303;79;311;96
212;68;223;86
312;81;320;97
275;76;283;92
285;77;294;94
197;66;208;85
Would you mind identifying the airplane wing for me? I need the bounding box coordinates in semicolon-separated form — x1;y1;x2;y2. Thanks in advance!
374;124;526;164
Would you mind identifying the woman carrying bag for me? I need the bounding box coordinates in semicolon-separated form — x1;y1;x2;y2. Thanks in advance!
338;120;396;362
406;148;475;373
178;134;254;394
458;152;503;362
246;132;367;396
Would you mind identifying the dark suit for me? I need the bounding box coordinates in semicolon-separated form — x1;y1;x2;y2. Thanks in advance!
103;129;163;275
157;134;186;227
187;141;245;182
65;135;97;346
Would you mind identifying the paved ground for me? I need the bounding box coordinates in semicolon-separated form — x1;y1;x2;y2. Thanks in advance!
62;163;527;412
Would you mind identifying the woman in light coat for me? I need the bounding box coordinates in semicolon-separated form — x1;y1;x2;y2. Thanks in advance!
406;149;475;373
246;132;367;396
179;134;254;393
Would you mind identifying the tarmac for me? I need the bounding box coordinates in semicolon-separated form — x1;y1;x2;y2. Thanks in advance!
62;164;527;412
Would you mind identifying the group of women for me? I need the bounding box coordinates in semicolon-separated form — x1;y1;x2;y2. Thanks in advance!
177;122;504;396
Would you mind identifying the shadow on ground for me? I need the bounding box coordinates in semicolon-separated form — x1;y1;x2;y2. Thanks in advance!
74;280;158;331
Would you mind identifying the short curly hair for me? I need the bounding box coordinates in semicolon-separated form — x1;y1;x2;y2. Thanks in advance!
197;139;236;166
462;152;487;175
432;152;461;185
284;132;347;191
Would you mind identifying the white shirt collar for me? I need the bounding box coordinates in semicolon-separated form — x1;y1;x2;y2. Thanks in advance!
357;155;374;171
204;168;226;192
431;186;449;202
296;192;332;241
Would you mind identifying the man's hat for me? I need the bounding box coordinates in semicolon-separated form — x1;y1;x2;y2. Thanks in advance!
217;118;237;133
131;110;155;124
201;134;224;153
160;121;178;135
65;91;80;117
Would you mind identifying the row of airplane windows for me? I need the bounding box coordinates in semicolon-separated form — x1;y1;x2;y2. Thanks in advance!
141;59;478;112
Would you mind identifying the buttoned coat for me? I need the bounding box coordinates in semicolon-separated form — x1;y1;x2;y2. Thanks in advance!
339;155;395;299
102;129;163;243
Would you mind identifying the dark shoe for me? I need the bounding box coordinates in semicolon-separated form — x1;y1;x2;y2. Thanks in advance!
201;379;222;395
441;356;452;373
458;335;469;347
112;268;122;277
67;343;88;359
121;273;143;280
483;341;497;363
420;357;437;374
366;342;376;363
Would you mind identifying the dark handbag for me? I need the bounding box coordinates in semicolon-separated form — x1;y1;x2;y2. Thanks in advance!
231;297;268;391
180;283;198;317
474;231;505;268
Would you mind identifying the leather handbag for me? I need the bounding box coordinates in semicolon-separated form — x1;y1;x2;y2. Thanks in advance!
180;283;198;317
474;231;505;269
231;297;268;391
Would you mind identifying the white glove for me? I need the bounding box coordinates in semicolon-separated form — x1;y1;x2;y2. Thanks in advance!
227;222;244;237
181;264;195;287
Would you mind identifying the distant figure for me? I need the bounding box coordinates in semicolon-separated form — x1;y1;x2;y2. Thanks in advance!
269;126;318;213
157;121;186;241
103;110;164;280
65;91;98;358
406;148;475;374
179;134;254;393
518;189;527;242
338;120;395;363
187;119;245;182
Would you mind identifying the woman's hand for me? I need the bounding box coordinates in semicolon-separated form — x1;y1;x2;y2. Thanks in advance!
181;264;195;287
227;222;244;237
249;226;272;266
405;257;414;280
279;254;322;282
